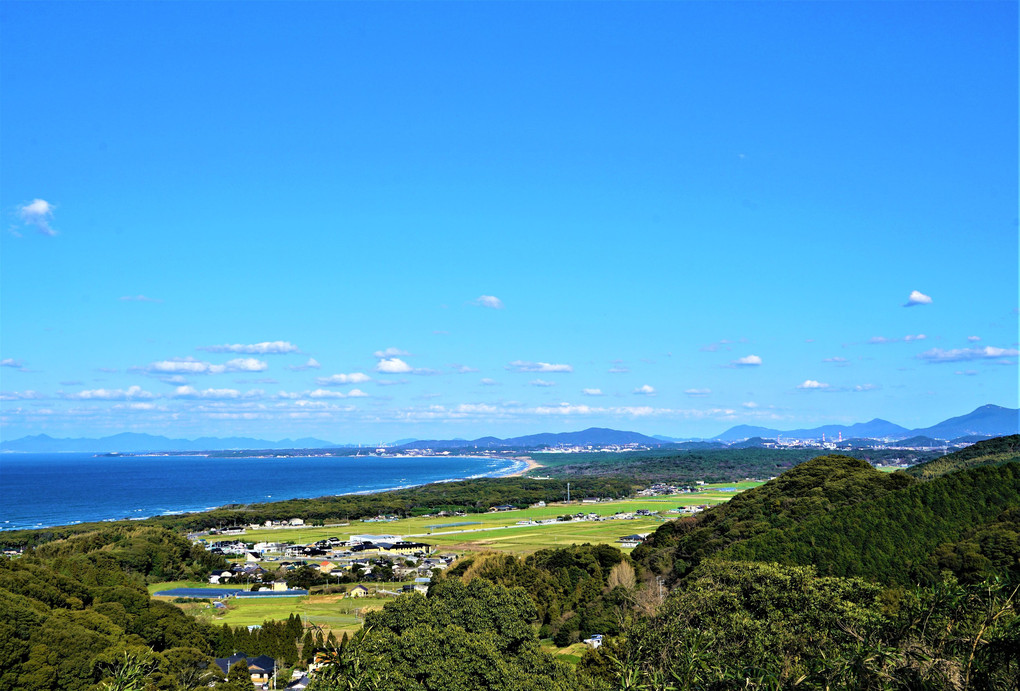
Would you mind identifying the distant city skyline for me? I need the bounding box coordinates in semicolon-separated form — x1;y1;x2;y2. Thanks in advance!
2;2;1017;444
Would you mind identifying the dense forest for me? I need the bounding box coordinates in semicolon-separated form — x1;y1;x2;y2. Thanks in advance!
525;447;941;482
2;436;1018;689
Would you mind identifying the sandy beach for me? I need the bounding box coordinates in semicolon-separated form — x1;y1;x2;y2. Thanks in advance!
506;456;544;477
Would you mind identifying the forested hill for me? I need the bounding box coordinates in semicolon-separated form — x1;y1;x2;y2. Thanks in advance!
631;455;916;578
722;461;1020;586
905;434;1020;480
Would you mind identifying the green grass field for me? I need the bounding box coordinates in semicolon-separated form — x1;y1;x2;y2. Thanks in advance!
235;482;761;547
165;482;762;630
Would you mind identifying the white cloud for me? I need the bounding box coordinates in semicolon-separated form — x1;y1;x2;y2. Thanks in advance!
119;295;162;303
224;358;268;372
374;347;410;358
0;390;44;401
634;384;656;395
66;385;155;400
144;356;267;375
823;356;849;364
287;358;321;371
172;386;242;399
376;358;414;374
1;358;26;371
473;295;504;309
954;370;978;376
507;360;573;373
917;346;1019;363
530;379;556;387
480;378;499;386
869;337;893;345
853;384;878;392
582;388;604;396
200;341;298;354
732;355;762;367
684;388;711;396
452;364;478;374
306;388;370;399
608;366;630;373
742;401;759;409
905;290;933;307
967;336;981;342
903;334;926;342
797;380;829;389
316;372;371;385
18;199;57;236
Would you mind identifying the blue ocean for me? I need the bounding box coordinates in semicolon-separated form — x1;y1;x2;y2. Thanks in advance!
0;453;526;531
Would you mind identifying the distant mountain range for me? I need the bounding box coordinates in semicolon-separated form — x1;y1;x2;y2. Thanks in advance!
2;404;1016;453
711;405;1018;442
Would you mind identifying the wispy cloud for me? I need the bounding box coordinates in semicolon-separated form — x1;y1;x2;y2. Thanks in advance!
172;386;244;400
869;334;925;345
473;295;504;309
634;384;656;395
731;355;762;367
140;357;269;375
904;290;932;307
1;358;27;371
65;385;155;400
797;380;829;390
316;372;372;385
199;341;299;354
119;295;162;303
0;390;45;401
742;401;759;409
374;347;410;358
307;388;369;399
917;346;1019;363
480;378;499;386
823;356;849;364
17;199;57;236
967;336;981;342
287;358;321;371
583;388;604;396
451;364;478;373
608;365;630;374
684;388;711;397
507;360;573;373
530;379;556;387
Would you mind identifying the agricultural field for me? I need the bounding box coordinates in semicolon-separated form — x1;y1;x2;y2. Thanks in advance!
153;586;399;637
234;481;761;547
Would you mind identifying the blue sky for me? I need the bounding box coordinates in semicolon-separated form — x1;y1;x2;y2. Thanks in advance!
2;1;1017;444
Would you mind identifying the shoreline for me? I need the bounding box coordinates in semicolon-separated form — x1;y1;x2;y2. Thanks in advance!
504;456;544;477
1;454;535;533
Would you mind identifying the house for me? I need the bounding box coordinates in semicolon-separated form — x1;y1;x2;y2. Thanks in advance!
413;577;431;594
213;653;276;689
348;584;370;598
285;675;311;690
583;635;604;649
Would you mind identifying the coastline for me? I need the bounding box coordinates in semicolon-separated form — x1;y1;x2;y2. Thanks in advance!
1;453;533;532
505;456;544;477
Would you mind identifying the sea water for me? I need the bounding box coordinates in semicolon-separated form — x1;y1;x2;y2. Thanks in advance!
0;453;525;531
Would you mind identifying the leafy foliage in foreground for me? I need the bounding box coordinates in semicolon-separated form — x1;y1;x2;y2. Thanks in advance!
446;544;636;645
310;579;577;691
579;561;1020;690
905;434;1020;480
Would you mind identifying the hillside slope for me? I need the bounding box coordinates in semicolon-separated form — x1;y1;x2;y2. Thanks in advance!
905;434;1020;480
722;461;1020;585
